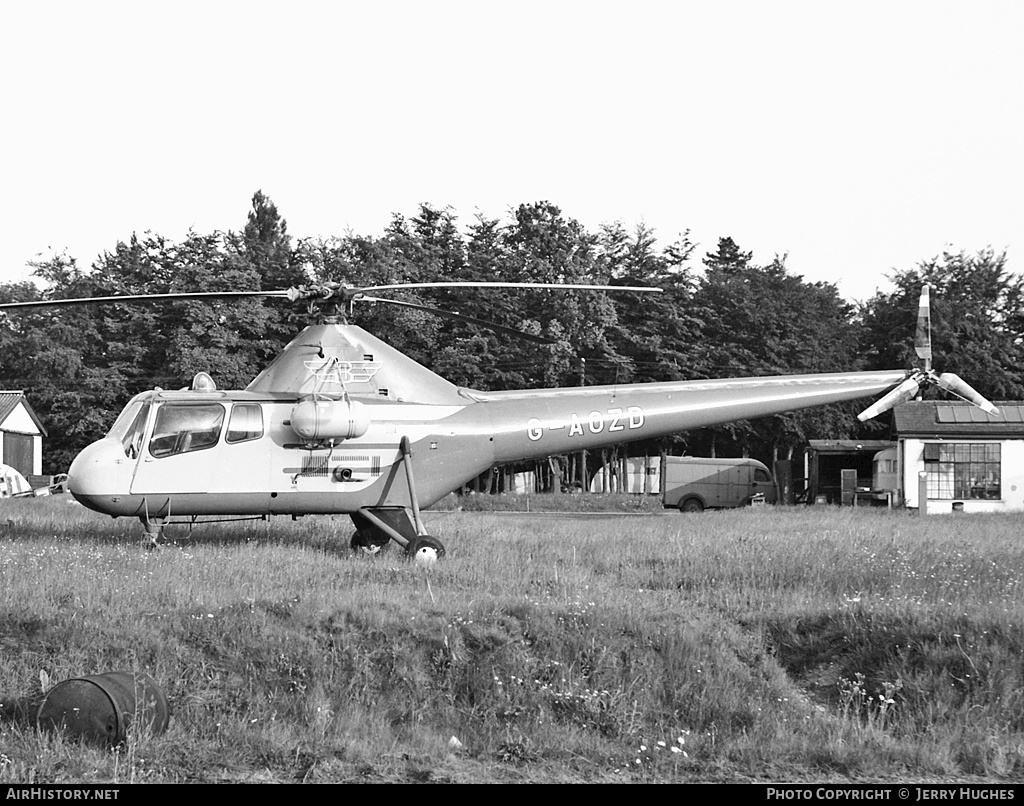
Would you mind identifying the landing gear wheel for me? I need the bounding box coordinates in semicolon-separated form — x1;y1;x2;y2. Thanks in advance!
405;535;446;564
350;530;389;556
680;498;704;513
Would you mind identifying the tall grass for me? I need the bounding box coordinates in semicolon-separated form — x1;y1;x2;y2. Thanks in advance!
1;497;1022;782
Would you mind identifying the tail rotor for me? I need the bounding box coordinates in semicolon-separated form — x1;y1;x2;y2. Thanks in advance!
857;284;998;421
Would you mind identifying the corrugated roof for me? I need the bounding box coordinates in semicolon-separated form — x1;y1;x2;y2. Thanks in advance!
894;400;1024;436
0;391;47;436
0;392;20;424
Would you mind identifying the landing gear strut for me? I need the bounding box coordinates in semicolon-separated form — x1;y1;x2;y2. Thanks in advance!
349;508;446;560
348;435;446;560
140;507;169;548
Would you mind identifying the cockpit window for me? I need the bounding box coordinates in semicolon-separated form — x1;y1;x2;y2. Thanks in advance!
226;403;263;443
106;398;151;459
149;403;225;458
122;403;151;459
107;398;145;443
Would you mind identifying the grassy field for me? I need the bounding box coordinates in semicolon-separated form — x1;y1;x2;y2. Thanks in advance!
1;494;1023;783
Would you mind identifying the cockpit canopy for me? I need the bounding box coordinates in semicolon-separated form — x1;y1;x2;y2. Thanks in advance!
106;395;264;459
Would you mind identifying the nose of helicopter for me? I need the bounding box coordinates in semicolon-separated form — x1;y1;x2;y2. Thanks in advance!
68;438;133;511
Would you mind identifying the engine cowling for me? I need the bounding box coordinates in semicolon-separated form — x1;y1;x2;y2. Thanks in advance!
290;398;370;441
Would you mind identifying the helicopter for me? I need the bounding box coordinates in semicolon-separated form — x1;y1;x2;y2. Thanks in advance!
0;280;996;561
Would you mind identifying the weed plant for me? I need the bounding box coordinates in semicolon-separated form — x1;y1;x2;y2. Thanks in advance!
1;496;1023;782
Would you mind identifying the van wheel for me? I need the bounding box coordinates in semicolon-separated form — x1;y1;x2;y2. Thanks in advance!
680;498;704;513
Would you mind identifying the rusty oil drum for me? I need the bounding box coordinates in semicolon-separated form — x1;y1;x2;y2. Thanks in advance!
37;671;170;745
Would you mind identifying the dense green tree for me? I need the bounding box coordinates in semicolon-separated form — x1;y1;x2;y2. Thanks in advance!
500;202;624;388
241;190;304;290
687;241;865;458
387;204;466;281
860;248;1024;401
157;233;272;390
429;212;531;390
236;190;307;364
600;221;703;383
1;255;120;472
0;281;45;382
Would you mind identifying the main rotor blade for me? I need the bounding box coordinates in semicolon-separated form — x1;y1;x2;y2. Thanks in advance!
356;281;662;294
354;295;555;344
0;290;289;310
914;284;932;371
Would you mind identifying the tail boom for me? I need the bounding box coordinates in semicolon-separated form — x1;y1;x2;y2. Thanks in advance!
476;370;910;463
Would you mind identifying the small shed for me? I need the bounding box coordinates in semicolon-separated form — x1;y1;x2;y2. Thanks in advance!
804;439;896;505
894;400;1024;513
0;391;47;478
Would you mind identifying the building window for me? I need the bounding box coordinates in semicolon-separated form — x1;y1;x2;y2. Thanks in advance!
923;442;1001;500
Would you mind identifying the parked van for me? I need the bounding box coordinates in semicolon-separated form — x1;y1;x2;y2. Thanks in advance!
662;457;776;512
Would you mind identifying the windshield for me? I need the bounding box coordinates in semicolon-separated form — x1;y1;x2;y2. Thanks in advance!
106;396;149;443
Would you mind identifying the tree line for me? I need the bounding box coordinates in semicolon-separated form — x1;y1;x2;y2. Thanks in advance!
2;191;1022;478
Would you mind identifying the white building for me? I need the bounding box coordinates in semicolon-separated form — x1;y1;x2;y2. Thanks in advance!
894;400;1024;513
0;391;47;478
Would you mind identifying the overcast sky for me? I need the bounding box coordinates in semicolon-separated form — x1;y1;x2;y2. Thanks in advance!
2;1;1021;303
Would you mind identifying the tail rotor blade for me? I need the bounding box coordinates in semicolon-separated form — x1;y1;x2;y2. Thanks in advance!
857;375;922;422
906;285;999;417
936;373;999;415
914;284;932;371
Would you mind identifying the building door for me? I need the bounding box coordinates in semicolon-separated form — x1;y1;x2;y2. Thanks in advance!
2;432;33;476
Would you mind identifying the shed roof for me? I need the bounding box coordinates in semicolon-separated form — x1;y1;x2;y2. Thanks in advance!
0;391;48;436
893;400;1024;438
807;439;895;454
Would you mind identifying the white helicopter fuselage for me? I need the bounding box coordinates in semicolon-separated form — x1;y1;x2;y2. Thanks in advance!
68;390;485;518
65;324;910;521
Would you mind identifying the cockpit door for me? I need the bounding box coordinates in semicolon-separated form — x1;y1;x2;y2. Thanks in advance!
130;402;225;494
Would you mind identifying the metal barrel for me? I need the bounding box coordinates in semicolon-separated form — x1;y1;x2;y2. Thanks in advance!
36;671;170;746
